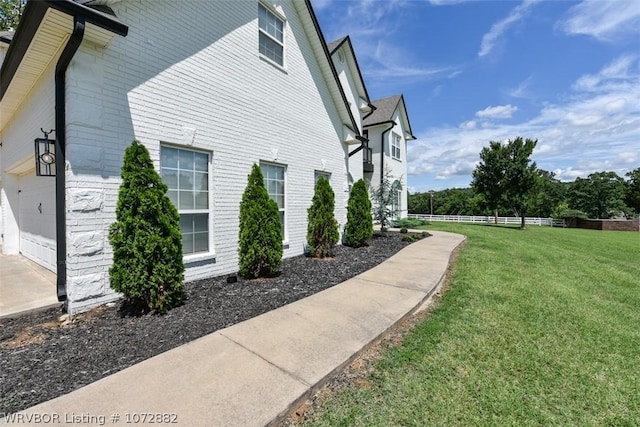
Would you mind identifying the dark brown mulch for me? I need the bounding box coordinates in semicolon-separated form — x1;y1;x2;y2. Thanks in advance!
0;232;420;415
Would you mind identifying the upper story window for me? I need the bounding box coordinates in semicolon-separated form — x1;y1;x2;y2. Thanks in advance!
391;133;402;160
161;145;211;256
259;3;284;66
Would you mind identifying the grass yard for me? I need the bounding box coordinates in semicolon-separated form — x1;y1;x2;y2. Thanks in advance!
303;224;640;426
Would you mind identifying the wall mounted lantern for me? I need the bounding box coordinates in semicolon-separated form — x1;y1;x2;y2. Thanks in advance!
35;128;56;177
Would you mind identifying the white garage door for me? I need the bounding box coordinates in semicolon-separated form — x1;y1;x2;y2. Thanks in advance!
18;170;56;272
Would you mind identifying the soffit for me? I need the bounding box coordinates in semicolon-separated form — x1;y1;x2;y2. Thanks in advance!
0;8;117;129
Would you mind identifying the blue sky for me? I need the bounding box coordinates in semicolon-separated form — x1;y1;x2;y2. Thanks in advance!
312;0;640;192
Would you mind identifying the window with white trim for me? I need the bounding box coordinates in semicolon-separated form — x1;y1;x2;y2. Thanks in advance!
260;162;285;239
160;146;210;255
258;3;284;66
391;179;402;219
314;170;331;184
391;133;402;160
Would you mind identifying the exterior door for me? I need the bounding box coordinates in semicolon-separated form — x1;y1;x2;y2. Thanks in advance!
18;170;56;272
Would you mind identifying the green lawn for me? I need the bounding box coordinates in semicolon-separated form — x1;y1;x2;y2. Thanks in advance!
303;224;640;426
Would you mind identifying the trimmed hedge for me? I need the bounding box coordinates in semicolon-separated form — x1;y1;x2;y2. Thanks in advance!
238;164;283;278
307;177;339;257
109;141;184;314
344;179;373;247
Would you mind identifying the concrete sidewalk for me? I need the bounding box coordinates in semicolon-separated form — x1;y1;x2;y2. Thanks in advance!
17;230;465;426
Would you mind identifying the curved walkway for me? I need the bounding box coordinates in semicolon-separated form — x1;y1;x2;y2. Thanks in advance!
19;230;465;426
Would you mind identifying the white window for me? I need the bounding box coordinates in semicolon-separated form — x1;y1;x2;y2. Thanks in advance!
392;133;402;160
314;170;331;184
391;179;402;219
161;146;210;255
260;162;285;239
258;3;284;66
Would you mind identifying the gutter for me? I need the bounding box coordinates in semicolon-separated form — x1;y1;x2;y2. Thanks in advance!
55;16;85;302
378;121;396;186
348;135;368;157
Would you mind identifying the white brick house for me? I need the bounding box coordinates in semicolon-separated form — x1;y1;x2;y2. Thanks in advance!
363;94;416;219
0;0;413;314
327;36;416;219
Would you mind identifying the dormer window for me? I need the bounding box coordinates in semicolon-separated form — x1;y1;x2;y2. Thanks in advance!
259;3;284;66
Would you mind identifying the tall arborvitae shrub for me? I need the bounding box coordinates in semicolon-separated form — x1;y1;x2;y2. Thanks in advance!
238;164;282;278
109;141;184;313
344;179;373;247
307;177;339;257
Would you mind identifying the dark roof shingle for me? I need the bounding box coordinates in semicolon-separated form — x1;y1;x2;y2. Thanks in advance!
363;94;403;126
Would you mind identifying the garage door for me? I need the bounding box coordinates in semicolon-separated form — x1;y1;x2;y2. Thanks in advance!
18;170;56;272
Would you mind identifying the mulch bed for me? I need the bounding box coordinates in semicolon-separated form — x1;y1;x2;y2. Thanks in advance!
0;232;419;414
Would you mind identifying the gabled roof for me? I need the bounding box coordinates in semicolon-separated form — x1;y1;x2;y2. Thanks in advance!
327;36;347;53
326;35;373;111
364;94;416;140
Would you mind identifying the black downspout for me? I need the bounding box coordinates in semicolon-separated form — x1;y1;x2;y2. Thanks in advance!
55;16;85;302
380;121;396;185
348;135;368;157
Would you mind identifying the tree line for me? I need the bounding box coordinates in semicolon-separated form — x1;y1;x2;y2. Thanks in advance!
410;138;640;223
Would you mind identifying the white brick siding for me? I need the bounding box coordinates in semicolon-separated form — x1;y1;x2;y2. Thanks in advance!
61;0;351;313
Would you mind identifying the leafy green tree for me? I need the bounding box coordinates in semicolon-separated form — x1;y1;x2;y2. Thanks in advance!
0;0;24;31
624;167;640;215
530;169;567;218
472;137;539;229
238;164;282;278
344;179;373;247
109;141;184;314
371;167;401;232
568;171;629;218
409;188;488;216
306;177;339;257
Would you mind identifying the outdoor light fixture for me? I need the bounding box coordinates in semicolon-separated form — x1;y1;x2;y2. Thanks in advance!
35;129;56;177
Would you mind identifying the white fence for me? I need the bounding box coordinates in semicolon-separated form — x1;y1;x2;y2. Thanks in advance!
407;214;565;227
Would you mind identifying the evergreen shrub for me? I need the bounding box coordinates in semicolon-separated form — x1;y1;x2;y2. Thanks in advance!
344;179;373;247
238;164;282;278
307;177;339;257
109;141;184;314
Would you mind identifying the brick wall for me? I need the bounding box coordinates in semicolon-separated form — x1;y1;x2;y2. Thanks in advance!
575;218;640;232
63;0;350;313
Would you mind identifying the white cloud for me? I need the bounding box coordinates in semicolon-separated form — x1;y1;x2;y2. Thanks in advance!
436;160;478;180
475;104;518;119
408;54;640;187
460;120;477;130
478;0;541;57
573;54;637;92
508;75;533;98
561;0;640;42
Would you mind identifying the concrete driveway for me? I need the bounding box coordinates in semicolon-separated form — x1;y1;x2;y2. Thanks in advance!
0;254;59;318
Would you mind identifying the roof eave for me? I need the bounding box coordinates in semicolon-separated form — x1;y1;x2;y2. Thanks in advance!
0;0;128;102
298;0;360;138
